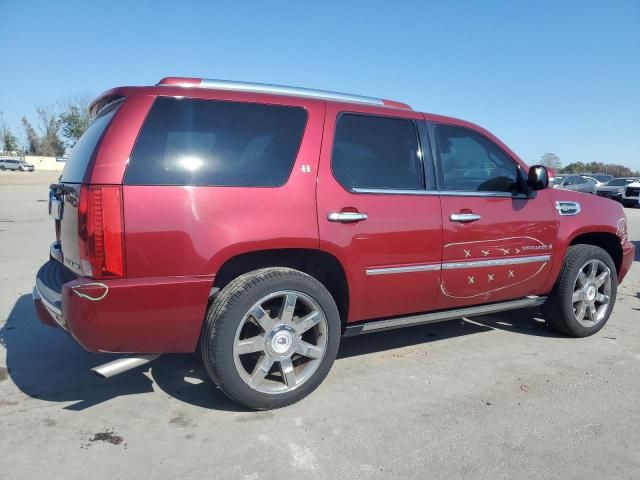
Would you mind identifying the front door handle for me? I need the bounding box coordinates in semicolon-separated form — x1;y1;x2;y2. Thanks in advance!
450;213;481;223
328;212;368;223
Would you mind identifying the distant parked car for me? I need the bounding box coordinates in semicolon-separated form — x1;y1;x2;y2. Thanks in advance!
0;158;35;171
551;175;596;194
582;174;613;186
622;181;640;207
597;178;639;202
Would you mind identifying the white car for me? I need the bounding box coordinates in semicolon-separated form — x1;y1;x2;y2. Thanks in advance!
0;158;35;171
622;181;640;207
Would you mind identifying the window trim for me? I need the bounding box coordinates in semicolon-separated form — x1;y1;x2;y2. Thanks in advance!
431;122;527;197
123;96;309;188
330;111;431;195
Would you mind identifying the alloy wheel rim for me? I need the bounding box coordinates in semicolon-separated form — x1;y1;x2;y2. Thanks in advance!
572;259;612;327
232;290;328;394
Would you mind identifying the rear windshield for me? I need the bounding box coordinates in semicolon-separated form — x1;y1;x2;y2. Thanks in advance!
60;102;121;183
124;97;307;187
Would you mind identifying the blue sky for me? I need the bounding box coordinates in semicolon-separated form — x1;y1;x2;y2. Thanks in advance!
1;0;638;169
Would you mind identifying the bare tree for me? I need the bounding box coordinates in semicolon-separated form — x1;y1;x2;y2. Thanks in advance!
21;104;65;156
540;152;562;170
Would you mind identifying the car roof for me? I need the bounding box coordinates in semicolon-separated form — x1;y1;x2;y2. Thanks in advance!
90;77;531;171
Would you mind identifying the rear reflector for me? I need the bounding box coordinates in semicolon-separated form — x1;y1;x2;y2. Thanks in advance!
78;186;125;278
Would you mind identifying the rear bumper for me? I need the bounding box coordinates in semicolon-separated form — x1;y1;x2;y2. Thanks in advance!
33;259;213;353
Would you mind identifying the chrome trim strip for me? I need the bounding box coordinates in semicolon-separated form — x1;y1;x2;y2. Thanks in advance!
343;296;547;336
442;255;551;270
32;284;67;330
174;79;388;107
366;264;441;276
352;187;522;198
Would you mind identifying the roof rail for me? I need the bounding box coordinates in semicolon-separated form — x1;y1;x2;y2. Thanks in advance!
157;77;412;110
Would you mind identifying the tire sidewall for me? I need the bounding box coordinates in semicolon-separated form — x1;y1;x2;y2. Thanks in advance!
204;269;341;409
556;245;617;337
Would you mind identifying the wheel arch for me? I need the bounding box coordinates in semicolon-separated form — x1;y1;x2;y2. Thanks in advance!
213;248;350;326
569;232;622;274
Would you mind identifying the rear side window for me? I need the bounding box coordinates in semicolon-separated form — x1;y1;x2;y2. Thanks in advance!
125;97;307;186
61;102;121;183
332;114;424;191
436;124;518;193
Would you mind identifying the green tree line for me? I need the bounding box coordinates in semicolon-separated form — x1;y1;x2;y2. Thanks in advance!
539;152;638;177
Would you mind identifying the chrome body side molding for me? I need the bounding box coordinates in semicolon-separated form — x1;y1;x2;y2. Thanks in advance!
365;255;550;275
441;255;551;270
366;264;441;276
343;296;546;336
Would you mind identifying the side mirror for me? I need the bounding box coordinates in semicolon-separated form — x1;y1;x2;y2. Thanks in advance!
527;165;549;190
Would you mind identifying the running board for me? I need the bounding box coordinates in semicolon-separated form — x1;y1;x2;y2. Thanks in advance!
343;296;547;337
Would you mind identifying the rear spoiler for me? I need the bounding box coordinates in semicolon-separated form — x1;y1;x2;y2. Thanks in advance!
89;94;124;118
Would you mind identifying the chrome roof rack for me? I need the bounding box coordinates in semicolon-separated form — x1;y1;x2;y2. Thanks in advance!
157;77;411;109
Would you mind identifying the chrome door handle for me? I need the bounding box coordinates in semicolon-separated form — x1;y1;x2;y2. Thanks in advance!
327;212;368;223
450;213;481;223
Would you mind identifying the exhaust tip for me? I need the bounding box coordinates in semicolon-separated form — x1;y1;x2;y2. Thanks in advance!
91;354;161;379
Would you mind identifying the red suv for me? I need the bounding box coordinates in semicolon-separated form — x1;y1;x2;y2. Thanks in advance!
34;77;635;409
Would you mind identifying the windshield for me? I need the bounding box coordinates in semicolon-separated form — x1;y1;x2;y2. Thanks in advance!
590;174;613;182
607;178;634;186
552;176;565;185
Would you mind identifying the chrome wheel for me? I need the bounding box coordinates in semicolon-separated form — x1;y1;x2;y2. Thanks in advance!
232;290;328;394
572;259;612;327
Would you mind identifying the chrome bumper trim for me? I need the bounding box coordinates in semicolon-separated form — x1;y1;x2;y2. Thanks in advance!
32;284;67;330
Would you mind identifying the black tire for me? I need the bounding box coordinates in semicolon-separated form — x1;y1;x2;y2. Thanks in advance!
622;199;636;208
0;166;5;171
200;267;341;410
543;244;617;337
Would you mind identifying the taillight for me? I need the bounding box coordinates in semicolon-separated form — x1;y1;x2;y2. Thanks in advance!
78;185;125;278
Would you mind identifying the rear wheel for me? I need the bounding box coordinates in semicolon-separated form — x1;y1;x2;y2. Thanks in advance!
0;166;5;171
543;245;616;337
622;199;636;207
201;267;341;409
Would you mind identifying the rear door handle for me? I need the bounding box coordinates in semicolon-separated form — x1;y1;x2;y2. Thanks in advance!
328;212;368;223
449;213;481;223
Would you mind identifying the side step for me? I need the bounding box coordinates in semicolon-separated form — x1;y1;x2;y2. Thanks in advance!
343;296;546;337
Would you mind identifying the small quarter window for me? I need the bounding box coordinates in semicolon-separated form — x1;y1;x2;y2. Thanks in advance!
332;114;424;191
436;124;519;193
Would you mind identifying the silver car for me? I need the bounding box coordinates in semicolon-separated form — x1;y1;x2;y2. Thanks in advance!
551;174;596;194
0;158;35;171
597;177;639;202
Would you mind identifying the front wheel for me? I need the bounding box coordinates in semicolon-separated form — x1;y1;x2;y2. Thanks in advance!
200;267;341;409
543;244;617;337
0;166;5;171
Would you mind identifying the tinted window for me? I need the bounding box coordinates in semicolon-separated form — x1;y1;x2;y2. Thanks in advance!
61;102;121;183
608;178;634;186
125;97;307;186
436;125;518;192
332;114;424;190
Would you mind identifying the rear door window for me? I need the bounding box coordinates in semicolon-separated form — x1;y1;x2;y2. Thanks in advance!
331;113;425;191
125;97;307;187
